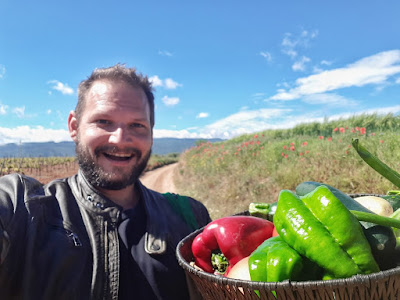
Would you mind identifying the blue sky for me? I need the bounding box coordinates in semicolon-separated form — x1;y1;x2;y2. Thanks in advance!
1;1;400;144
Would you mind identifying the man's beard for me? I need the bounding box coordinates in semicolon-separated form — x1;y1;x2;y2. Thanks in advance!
75;141;151;190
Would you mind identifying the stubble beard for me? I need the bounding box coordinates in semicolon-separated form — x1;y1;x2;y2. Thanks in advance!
75;140;151;190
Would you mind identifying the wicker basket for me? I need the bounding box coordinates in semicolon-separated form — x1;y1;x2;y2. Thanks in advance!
176;194;400;300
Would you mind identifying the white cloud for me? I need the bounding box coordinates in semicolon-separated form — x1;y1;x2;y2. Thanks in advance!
292;56;311;72
281;30;318;59
321;60;332;66
260;51;272;62
162;96;179;106
158;50;173;57
149;75;163;87
302;93;358;106
13;106;25;118
153;128;206;139
396;77;400;84
47;80;74;95
47;109;52;114
0;104;8;115
201;108;293;138
0;65;5;79
164;78;182;89
149;76;182;89
270;50;400;101
196;112;209;118
0;126;72;144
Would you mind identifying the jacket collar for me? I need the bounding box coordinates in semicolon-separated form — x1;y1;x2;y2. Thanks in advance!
72;170;168;254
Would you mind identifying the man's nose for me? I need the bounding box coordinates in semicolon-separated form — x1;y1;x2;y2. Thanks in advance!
109;126;132;144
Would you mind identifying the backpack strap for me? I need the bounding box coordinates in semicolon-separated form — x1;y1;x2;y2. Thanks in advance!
162;192;199;231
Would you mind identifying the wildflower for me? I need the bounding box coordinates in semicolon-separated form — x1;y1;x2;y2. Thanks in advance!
302;141;308;146
305;150;309;154
328;137;332;142
360;127;366;135
284;155;288;159
319;136;324;140
299;152;303;156
290;142;295;146
380;140;384;144
371;133;376;136
260;146;264;150
283;145;287;149
256;140;260;145
333;127;339;132
282;152;285;156
339;127;345;133
351;129;355;133
290;146;295;151
356;127;359;131
254;134;258;139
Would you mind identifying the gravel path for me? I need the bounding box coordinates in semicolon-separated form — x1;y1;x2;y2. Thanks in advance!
140;163;178;194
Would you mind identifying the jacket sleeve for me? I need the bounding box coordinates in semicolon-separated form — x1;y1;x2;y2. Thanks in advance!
0;174;43;264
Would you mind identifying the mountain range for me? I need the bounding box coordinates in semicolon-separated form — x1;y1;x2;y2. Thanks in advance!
0;138;223;158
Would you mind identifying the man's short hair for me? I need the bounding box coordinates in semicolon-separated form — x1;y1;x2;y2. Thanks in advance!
76;64;155;127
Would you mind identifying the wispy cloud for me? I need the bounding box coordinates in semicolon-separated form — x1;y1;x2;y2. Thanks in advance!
47;80;74;95
162;96;179;106
302;93;359;106
260;51;272;62
281;29;318;59
196;112;209;119
0;65;5;79
149;76;182;90
292;56;311;72
270;50;400;101
158;50;173;57
0;104;8;115
13;106;25;118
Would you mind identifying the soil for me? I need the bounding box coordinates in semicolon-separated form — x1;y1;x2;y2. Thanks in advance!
140;163;178;194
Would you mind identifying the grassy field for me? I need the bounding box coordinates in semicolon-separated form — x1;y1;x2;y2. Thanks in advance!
174;113;400;220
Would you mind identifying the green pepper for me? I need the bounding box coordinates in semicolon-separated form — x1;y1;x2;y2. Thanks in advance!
248;236;303;282
249;201;277;221
274;186;380;279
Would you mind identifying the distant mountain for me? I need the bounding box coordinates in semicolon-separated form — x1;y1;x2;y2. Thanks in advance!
0;138;224;158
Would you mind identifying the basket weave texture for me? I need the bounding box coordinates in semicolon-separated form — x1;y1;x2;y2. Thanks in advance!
176;194;400;300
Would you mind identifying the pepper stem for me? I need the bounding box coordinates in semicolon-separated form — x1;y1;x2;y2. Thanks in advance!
350;210;400;228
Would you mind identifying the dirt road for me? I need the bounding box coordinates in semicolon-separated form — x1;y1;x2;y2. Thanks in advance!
140;163;178;193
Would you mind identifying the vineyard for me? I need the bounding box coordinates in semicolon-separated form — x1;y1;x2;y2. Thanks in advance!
0;157;79;184
0;153;180;184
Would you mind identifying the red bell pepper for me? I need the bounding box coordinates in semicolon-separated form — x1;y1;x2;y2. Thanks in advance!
191;215;274;275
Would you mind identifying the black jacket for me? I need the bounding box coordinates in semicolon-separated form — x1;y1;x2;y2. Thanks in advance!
0;171;211;299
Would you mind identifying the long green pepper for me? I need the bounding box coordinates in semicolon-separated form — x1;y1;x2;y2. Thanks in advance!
274;185;380;279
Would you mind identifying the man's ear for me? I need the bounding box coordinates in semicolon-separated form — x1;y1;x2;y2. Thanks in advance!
68;111;78;142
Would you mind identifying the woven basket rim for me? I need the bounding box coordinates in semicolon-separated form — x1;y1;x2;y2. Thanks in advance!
177;193;400;290
176;229;400;290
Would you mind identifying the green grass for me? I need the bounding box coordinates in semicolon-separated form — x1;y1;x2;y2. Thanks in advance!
146;153;180;171
174;113;400;220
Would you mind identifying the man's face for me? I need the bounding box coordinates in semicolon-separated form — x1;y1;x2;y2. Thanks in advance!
69;80;153;190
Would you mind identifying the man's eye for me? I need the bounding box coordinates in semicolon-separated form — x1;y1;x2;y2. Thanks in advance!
97;120;110;125
130;123;145;128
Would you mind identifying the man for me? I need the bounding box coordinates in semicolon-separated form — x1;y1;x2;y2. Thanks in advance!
0;64;211;299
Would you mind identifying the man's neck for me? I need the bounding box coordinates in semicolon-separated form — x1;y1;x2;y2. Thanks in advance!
98;184;139;210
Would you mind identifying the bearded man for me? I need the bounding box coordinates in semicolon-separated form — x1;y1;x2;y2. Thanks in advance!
0;64;211;300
